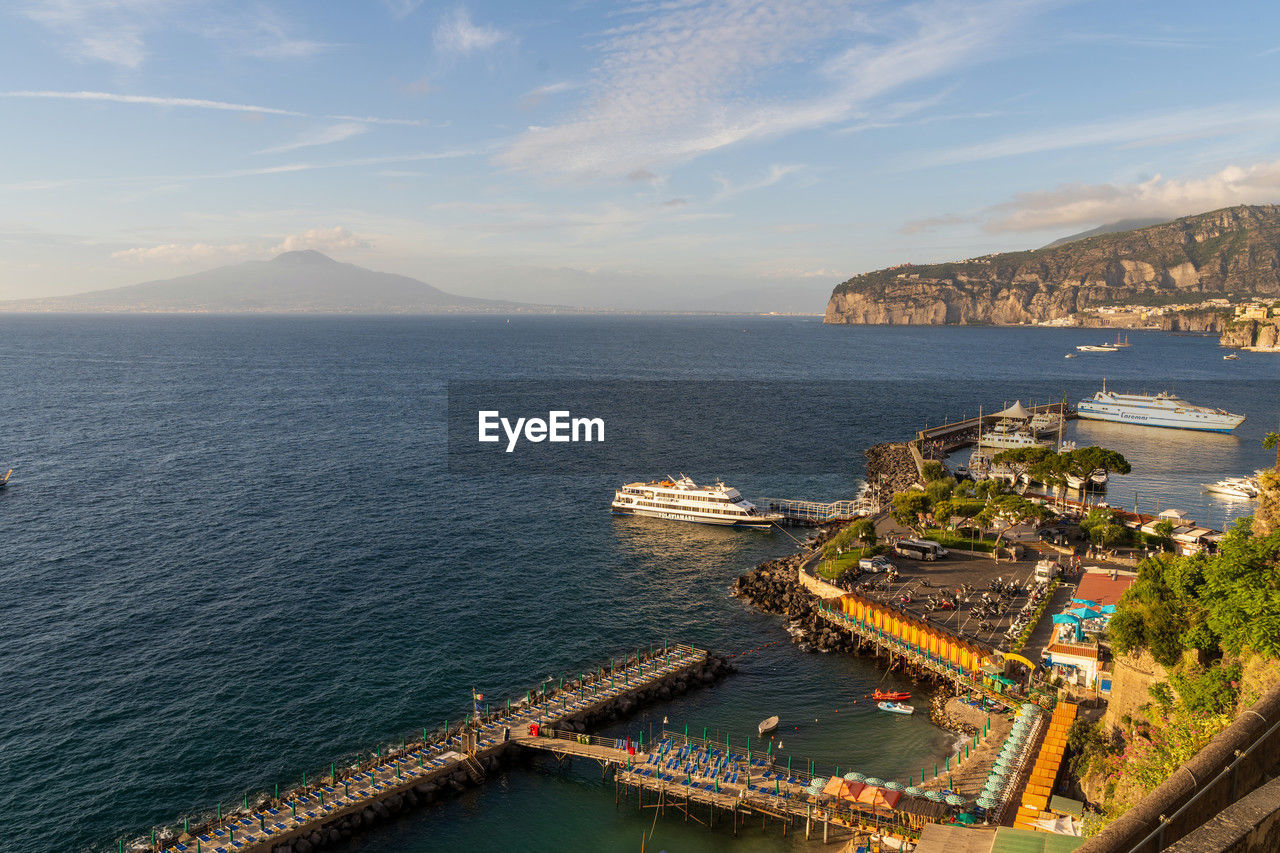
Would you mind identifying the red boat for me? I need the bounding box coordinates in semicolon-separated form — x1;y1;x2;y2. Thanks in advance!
873;689;911;702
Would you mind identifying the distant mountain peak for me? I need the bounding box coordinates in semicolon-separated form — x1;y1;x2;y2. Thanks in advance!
271;249;337;265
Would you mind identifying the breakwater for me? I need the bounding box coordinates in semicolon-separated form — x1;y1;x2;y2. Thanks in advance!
139;645;733;853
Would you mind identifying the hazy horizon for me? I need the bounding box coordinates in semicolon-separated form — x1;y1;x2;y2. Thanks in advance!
5;1;1280;311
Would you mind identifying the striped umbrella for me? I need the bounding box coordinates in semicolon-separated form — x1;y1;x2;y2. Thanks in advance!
976;796;997;809
924;790;946;802
945;794;966;806
843;772;866;782
864;777;885;787
884;781;905;791
905;786;925;797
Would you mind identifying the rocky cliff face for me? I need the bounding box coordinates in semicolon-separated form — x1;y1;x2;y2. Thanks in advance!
825;205;1280;325
1221;318;1280;348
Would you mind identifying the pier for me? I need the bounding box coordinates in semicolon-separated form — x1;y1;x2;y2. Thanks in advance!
143;644;720;853
759;496;878;525
915;401;1074;455
527;727;965;847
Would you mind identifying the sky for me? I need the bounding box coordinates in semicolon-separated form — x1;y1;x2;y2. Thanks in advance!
5;0;1280;311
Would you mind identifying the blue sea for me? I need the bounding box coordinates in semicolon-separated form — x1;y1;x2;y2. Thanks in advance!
0;316;1275;853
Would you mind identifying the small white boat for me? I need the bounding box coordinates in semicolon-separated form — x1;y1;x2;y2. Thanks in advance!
1076;344;1118;352
1089;468;1109;487
758;715;779;737
877;701;914;715
1064;353;1077;358
1224;353;1240;360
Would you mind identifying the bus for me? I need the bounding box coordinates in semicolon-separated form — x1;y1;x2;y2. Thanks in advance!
894;539;948;561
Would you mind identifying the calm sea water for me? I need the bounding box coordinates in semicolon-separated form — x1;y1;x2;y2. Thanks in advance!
0;316;1275;853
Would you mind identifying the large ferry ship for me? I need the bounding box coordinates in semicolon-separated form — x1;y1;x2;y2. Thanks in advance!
611;476;783;527
1077;383;1245;433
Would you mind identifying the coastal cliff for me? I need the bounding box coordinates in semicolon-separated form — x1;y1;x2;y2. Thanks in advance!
825;205;1280;325
1221;318;1280;349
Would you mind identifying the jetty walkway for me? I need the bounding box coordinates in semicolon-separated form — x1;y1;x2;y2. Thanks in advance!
524;727;957;846
146;644;710;853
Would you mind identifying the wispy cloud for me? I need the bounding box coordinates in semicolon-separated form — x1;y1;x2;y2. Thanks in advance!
0;90;426;126
899;157;1280;234
712;164;804;202
256;122;370;155
383;0;424;19
3;149;480;192
498;0;1034;179
433;6;510;58
22;0;162;68
520;81;579;109
911;103;1280;168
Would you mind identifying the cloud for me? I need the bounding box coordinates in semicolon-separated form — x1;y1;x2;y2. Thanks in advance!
111;241;253;263
662;198;688;207
256;122;370;155
712;164;803;201
983;160;1280;232
627;168;658;182
270;226;371;254
383;0;424;19
498;0;1031;179
898;158;1280;235
520;81;578;109
433;6;510;58
403;76;434;96
912;103;1280;168
0;90;426;126
22;0;162;67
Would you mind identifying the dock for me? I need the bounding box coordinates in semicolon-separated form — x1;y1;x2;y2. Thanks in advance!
759;496;878;525
528;727;964;847
915;401;1074;455
141;644;717;853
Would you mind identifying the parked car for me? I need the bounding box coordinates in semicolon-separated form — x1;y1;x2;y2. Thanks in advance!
859;555;897;573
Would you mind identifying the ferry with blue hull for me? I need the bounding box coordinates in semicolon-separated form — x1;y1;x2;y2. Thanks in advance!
612;476;783;527
1077;383;1244;433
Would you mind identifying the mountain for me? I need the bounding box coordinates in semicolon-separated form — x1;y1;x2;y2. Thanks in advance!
825;205;1280;326
0;250;538;314
1040;217;1167;249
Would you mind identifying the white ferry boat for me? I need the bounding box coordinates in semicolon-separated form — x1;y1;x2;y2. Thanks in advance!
1077;382;1245;433
977;430;1051;450
611;476;783;527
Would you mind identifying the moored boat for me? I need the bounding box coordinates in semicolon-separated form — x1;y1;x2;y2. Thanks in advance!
1076;344;1118;352
873;689;911;702
611;475;783;527
0;469;10;488
1077;381;1245;433
877;701;914;715
758;715;779;736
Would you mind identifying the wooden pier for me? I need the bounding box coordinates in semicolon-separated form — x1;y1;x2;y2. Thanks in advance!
524;727;955;847
144;644;712;853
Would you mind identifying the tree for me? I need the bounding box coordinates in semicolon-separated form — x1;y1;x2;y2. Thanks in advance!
933;499;954;530
891;491;933;535
1264;430;1280;472
974;494;1052;553
921;460;947;482
849;517;877;547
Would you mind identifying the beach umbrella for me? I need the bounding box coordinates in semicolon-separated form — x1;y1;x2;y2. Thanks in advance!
977;796;996;809
844;772;865;782
884;781;905;791
864;777;885;787
924;790;945;802
905;786;925;797
956;812;977;824
1070;598;1098;607
945;794;966;806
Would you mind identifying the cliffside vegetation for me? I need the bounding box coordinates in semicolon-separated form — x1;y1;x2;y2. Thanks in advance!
825;205;1280;325
1072;518;1280;829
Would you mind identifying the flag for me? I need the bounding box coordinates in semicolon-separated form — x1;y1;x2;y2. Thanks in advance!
473;691;484;701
